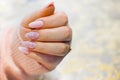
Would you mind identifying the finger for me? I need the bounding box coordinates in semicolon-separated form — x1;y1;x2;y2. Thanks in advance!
21;26;72;41
18;46;65;71
29;12;68;29
22;41;70;56
27;52;64;70
21;2;55;28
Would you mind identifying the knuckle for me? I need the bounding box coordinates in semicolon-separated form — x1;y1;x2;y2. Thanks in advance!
48;67;56;71
64;27;72;40
58;12;68;24
61;44;68;55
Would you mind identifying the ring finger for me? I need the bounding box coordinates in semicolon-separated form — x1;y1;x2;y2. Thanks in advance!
22;41;70;56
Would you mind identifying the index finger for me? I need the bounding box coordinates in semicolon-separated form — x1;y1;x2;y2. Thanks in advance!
21;2;55;29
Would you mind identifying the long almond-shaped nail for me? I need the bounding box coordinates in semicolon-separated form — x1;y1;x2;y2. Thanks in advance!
29;20;44;28
25;31;39;40
22;41;36;49
18;47;29;54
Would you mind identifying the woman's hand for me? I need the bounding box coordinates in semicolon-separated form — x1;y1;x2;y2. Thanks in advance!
19;3;72;71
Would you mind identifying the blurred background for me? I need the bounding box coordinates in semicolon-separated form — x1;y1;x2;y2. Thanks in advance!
0;0;120;80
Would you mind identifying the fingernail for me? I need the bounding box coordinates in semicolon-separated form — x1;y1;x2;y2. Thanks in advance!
22;41;36;49
18;47;29;54
29;21;44;28
25;32;39;40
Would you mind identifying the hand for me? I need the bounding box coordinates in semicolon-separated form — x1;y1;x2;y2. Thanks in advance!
18;3;72;74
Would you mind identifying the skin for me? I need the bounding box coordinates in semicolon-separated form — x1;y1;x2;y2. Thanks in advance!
0;3;72;80
20;3;72;71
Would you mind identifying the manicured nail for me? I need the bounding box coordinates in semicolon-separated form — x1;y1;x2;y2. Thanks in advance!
18;47;29;54
22;41;36;49
25;31;39;40
29;21;44;28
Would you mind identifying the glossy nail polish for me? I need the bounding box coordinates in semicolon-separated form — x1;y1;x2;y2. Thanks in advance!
18;47;29;54
22;41;36;49
29;21;44;28
25;31;39;40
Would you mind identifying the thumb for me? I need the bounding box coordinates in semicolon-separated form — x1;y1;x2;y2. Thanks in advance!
21;2;55;28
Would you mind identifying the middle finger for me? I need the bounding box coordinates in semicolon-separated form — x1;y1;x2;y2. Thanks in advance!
20;26;72;42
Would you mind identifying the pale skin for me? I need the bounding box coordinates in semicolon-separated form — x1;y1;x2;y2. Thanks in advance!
0;3;72;80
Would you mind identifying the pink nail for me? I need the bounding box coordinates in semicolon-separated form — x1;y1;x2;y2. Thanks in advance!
29;21;44;28
25;32;39;40
22;41;36;49
18;47;29;54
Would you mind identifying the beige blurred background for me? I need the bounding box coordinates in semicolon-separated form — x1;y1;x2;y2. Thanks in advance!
0;0;120;80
